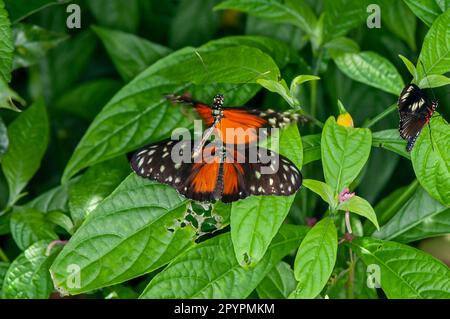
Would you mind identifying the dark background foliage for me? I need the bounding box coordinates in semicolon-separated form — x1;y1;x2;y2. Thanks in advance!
0;0;449;299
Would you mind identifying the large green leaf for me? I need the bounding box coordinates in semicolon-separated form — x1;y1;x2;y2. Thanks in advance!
403;0;444;27
215;0;317;36
12;23;68;70
350;237;450;298
2;240;59;299
92;25;172;82
1;99;49;206
50;175;195;295
372;186;447;240
4;0;70;23
87;0;140;33
396;208;450;243
0;0;13;83
62;44;280;182
69;156;130;228
418;9;450;78
334;51;405;95
321;117;372;195
140;224;308;298
231;124;302;267
292;217;337;299
10;206;58;250
411;115;450;206
256;261;296;299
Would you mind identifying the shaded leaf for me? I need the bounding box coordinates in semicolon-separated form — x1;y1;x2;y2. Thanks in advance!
92;25;172;82
0;0;13;83
0;115;7;156
2;240;59;298
256;261;296;299
87;0;140;33
302;134;321;165
2;98;49;206
372;129;411;159
0;78;26;111
350;237;450;298
4;0;70;23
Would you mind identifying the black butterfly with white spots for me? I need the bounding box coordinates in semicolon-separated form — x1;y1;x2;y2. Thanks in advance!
397;83;438;152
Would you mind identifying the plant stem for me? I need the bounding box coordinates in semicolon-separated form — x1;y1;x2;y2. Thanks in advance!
0;247;9;263
346;249;355;299
364;103;397;128
309;47;324;131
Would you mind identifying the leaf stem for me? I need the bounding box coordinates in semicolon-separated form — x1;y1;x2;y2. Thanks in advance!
364;103;397;128
0;246;9;263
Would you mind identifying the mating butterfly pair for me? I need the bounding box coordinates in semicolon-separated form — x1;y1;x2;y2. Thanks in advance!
130;93;303;203
397;83;438;152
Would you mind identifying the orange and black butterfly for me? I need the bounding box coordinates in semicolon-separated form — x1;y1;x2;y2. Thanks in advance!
130;93;303;203
397;84;438;152
131;139;302;203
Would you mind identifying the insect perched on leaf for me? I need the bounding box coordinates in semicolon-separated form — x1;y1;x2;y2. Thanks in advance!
397;83;438;152
130;139;302;203
130;93;303;203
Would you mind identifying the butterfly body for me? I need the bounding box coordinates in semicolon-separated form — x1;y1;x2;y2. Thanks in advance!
397;84;438;152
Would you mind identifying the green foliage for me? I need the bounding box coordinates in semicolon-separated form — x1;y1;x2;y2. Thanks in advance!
0;0;449;301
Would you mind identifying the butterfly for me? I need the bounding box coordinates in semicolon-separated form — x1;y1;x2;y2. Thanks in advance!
130;139;302;203
397;83;438;152
165;93;304;145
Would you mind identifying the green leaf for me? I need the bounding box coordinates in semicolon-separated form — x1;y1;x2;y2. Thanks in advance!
50;175;195;295
68;156;130;228
364;180;419;235
302;134;321;165
2;98;49;206
169;0;219;48
0;78;26;111
0;261;9;295
256;261;296;299
46;211;74;235
292;217;338;299
87;0;140;33
403;0;443;27
54;79;122;120
10;206;58;250
12;23;68;70
372;129;411;159
140;224;308;298
379;0;417;50
418;74;450;88
350;237;450;298
289;75;320;95
338;196;379;230
215;0;317;36
323;0;370;41
372;186;447;240
2;240;59;299
0;115;7;157
411;115;450;206
230;124;302;267
0;0;13;83
4;0;70;23
92;25;172;82
418;9;450;78
302;179;336;208
62;44;280;182
334;51;405;95
321;117;372;195
399;54;418;80
396;208;450;243
258;78;297;108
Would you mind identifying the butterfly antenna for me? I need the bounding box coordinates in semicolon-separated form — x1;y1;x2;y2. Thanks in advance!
419;60;437;100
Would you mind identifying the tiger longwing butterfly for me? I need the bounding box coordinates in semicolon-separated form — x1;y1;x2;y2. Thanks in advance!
130;139;302;203
397;83;438;152
165;93;304;145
